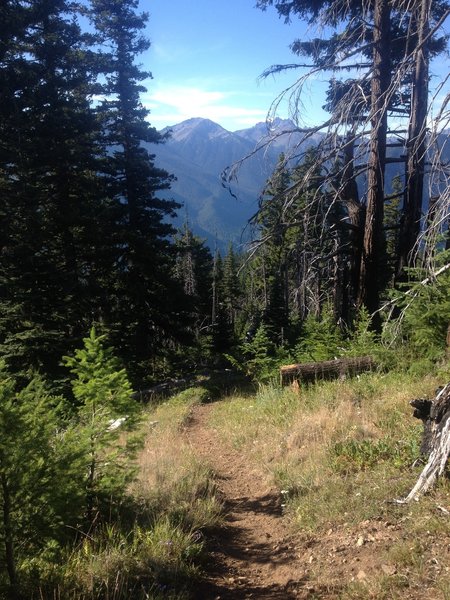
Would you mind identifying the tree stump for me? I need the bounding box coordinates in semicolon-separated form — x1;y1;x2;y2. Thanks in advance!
396;382;450;503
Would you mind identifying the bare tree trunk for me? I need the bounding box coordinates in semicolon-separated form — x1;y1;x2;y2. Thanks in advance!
398;0;430;273
340;133;364;320
396;383;450;503
357;0;391;326
280;356;375;385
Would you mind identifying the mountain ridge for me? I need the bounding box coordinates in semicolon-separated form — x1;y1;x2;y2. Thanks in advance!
152;117;284;250
152;117;449;251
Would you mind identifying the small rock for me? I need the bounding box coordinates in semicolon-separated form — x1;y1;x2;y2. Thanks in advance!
381;564;396;576
357;570;367;580
356;536;365;547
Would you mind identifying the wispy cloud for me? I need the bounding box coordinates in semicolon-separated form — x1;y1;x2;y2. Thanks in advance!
144;85;268;129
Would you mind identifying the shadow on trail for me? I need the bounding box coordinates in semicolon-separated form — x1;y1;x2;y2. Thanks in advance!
195;491;305;599
227;492;283;519
192;578;308;599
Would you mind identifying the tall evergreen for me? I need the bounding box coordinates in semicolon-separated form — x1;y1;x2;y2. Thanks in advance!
89;0;181;382
0;0;109;381
174;223;214;335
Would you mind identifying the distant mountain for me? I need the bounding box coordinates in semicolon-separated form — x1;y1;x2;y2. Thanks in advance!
150;117;326;250
150;118;292;250
150;117;449;251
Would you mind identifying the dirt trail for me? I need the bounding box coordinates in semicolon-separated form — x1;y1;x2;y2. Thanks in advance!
185;403;307;599
183;402;450;600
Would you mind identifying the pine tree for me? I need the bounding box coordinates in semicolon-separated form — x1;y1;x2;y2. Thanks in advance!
0;0;112;382
0;365;84;598
173;223;214;347
63;328;140;525
252;154;291;341
221;243;243;337
88;0;182;382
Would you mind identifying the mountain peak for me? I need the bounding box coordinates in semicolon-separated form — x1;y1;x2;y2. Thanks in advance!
164;117;230;142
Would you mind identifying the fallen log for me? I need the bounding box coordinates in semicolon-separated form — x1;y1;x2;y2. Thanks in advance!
280;356;376;386
396;382;450;504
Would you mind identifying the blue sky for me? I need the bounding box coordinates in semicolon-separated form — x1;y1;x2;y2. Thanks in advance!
142;1;450;132
143;0;331;131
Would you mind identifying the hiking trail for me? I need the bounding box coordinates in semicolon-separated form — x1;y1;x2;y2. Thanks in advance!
184;402;307;599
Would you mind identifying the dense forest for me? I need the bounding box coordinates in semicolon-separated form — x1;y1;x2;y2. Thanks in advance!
0;0;449;598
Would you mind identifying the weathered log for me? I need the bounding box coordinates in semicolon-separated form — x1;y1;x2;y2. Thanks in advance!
396;382;450;504
280;356;376;386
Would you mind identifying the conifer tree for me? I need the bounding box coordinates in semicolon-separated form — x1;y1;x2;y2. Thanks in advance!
174;223;214;340
88;0;182;382
64;328;140;524
221;244;243;336
0;0;111;381
0;365;84;598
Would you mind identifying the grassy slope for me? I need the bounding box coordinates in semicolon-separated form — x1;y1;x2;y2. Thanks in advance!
39;388;222;600
48;370;450;599
208;370;450;599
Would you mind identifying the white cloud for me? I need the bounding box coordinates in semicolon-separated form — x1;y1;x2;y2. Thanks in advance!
144;85;268;130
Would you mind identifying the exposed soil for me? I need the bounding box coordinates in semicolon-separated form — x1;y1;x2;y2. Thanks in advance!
184;402;450;600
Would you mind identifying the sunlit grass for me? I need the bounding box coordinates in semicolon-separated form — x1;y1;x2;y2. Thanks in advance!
207;369;449;598
30;386;222;600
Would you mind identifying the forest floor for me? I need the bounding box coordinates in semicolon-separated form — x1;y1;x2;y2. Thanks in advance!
183;399;450;600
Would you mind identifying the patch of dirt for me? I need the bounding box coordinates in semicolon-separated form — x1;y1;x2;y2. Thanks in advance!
184;403;450;599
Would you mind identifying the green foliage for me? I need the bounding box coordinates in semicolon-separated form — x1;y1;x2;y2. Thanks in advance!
0;363;85;595
330;432;420;473
228;324;281;383
64;328;136;418
295;306;345;362
402;265;450;361
64;328;141;524
345;306;378;357
53;521;202;599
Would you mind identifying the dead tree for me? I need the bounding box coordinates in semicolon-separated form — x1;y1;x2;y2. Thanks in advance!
357;0;391;326
396;382;450;503
280;355;375;385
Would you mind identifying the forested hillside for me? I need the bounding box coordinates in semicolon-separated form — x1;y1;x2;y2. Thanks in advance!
0;0;449;598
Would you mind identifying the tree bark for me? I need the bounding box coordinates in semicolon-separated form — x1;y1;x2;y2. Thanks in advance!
397;0;430;274
397;0;430;276
357;0;391;326
396;382;450;503
280;356;375;385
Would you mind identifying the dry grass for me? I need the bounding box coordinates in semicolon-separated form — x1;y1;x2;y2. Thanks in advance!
208;370;450;598
33;388;222;600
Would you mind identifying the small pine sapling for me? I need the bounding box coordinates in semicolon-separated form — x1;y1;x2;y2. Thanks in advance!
63;328;141;526
0;363;81;598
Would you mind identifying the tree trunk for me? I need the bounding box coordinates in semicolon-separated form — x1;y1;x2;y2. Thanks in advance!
357;0;391;326
341;133;364;314
396;382;450;503
280;356;375;385
397;0;430;274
